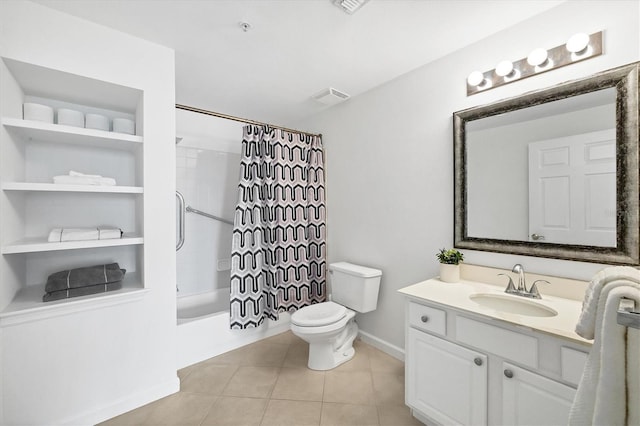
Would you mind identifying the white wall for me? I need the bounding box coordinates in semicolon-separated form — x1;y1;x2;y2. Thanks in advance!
299;0;640;350
0;1;177;424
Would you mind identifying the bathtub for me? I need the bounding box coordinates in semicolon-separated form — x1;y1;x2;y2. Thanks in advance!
176;287;291;369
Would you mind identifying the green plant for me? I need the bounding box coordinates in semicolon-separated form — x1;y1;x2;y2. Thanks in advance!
436;248;464;265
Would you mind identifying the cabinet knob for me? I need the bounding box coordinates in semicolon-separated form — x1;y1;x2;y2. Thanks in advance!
504;369;514;379
474;357;483;366
420;315;429;323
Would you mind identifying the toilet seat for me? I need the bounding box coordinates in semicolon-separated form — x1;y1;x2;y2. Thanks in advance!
291;301;347;327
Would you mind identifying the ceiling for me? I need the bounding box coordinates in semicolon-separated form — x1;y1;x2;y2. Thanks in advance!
33;0;564;127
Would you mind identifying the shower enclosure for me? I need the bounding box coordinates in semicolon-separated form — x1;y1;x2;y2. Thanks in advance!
175;108;290;368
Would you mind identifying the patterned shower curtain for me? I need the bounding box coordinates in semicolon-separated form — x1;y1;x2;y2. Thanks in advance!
230;125;326;329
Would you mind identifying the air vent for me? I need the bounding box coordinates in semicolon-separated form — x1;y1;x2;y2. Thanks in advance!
332;0;369;14
312;87;351;105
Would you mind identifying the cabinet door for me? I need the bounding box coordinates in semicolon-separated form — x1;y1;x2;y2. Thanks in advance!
407;328;487;425
502;362;576;426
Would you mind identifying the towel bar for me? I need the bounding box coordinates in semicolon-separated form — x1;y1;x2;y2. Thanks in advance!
185;206;234;226
617;298;640;329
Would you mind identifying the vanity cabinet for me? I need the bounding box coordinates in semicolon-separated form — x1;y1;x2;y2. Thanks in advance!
502;363;576;425
404;297;588;426
407;328;487;425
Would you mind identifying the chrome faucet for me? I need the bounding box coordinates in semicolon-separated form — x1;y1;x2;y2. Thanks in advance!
497;264;548;299
512;264;526;293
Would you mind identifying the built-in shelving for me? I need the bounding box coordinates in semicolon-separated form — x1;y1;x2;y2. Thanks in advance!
0;274;146;326
1;234;144;254
0;56;146;318
2;117;143;151
2;182;143;193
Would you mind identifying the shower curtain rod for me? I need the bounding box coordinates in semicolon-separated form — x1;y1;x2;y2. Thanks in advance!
175;104;322;138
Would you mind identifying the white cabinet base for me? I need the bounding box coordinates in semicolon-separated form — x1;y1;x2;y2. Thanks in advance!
502;362;576;426
407;328;487;425
403;298;588;426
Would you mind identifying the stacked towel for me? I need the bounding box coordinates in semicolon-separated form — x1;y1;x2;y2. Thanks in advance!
47;227;123;242
53;170;116;186
43;282;123;302
569;266;640;426
42;263;126;302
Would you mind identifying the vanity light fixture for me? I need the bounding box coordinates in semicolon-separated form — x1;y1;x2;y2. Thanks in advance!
566;32;590;53
467;71;485;87
466;30;603;96
495;60;514;77
527;48;548;67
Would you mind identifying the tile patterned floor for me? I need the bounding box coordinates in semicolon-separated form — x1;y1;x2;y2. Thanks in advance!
101;331;423;425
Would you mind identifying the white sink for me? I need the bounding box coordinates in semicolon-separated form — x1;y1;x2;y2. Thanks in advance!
469;293;558;317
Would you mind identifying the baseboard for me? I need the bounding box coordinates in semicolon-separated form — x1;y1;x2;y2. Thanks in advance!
61;376;180;426
358;330;405;362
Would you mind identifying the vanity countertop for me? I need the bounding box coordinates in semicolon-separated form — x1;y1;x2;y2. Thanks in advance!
399;278;592;346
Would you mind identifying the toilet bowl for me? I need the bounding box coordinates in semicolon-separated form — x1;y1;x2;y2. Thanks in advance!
291;301;358;370
290;262;382;371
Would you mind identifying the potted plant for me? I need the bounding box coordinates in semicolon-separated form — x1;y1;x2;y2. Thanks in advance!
436;248;464;283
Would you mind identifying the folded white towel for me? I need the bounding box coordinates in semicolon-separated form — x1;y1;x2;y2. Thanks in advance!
569;285;640;425
575;266;640;339
52;170;117;186
97;227;123;240
47;227;122;242
69;170;103;178
53;175;116;186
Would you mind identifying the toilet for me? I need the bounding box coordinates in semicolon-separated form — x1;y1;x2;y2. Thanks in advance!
290;262;382;370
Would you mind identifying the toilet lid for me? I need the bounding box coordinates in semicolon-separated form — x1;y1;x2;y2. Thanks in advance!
291;301;347;327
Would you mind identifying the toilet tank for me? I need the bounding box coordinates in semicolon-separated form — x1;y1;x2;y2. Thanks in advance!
329;262;382;313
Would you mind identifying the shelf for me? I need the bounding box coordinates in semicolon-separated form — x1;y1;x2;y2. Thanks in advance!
2;182;143;193
2;117;143;151
0;274;146;327
2;234;143;254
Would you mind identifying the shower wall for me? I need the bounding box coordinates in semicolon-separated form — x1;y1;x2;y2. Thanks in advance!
176;110;243;297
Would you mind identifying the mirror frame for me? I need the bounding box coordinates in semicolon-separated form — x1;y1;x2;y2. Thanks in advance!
454;62;639;265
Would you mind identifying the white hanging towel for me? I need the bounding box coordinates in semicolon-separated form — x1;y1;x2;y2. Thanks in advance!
569;266;640;426
575;266;640;338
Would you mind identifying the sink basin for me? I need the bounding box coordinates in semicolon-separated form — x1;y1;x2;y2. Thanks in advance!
469;293;558;317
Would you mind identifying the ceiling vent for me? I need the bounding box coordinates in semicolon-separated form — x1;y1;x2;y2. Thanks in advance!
332;0;369;14
312;87;350;105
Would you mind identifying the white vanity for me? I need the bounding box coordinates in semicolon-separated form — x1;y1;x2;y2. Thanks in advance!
399;274;591;426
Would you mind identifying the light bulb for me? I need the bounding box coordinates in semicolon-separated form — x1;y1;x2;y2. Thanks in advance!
566;33;590;53
495;60;514;77
527;48;548;67
467;71;485;87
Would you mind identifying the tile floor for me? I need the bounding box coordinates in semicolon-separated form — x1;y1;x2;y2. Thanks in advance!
101;331;423;426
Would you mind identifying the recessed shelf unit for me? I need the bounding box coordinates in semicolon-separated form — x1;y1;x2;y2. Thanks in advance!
2;235;144;254
2;117;143;151
2;182;143;193
0;274;146;326
0;56;146;318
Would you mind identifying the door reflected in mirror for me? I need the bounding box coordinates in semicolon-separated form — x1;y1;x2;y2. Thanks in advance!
466;88;616;247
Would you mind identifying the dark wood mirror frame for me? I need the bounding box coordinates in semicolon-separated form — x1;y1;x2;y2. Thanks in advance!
453;62;639;265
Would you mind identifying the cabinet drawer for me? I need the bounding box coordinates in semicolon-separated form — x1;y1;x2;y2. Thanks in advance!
409;302;446;336
560;347;588;386
456;316;538;368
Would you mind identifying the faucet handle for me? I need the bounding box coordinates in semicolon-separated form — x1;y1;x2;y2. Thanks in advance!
498;273;517;294
528;279;550;299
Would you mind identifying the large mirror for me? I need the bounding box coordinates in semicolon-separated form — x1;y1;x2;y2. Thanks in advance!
454;63;639;264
